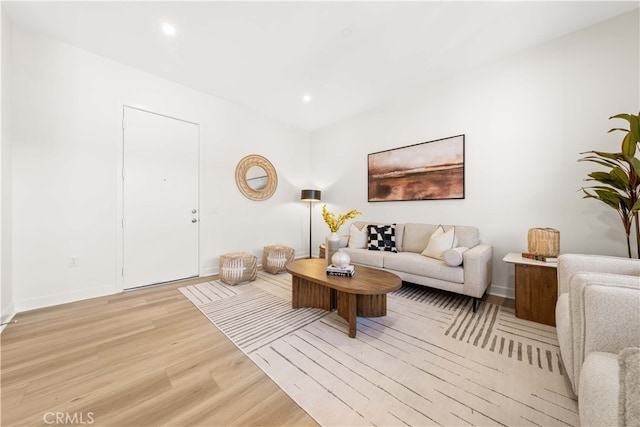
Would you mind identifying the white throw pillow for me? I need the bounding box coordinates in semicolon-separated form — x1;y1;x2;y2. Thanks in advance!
348;223;367;249
422;226;458;260
443;246;469;266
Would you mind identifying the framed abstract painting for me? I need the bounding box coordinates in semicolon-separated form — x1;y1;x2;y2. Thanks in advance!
368;134;465;202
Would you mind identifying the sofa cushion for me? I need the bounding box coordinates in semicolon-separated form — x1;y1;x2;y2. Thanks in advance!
618;347;640;426
368;224;398;252
348;223;367;249
402;223;437;253
555;292;574;390
383;252;464;284
454;226;480;249
579;352;619;426
572;275;640;394
422;225;458;260
402;223;480;253
394;223;405;252
341;248;385;268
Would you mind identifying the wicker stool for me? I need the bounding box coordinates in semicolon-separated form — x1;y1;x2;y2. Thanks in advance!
262;245;295;274
219;252;257;285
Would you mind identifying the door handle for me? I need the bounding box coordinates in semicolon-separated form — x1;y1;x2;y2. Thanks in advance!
191;218;197;223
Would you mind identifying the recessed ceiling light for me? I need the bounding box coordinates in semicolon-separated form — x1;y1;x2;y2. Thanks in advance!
303;95;312;103
161;23;176;36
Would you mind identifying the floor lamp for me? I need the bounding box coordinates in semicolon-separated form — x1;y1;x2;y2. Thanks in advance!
300;189;322;258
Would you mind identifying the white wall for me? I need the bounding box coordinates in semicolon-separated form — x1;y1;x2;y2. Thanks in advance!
11;28;312;312
1;8;15;329
311;10;640;298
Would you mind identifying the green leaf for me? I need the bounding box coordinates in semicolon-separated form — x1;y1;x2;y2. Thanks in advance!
586;170;627;191
608;127;629;133
587;171;612;181
590;151;624;161
627;156;640;178
610;113;633;122
578;151;625;166
611;113;640;144
611;167;630;187
622;133;636;158
628;114;640;143
583;185;624;193
578;157;620;169
579;152;621;161
593;188;623;209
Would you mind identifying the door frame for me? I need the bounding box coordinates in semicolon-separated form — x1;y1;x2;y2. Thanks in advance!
116;104;201;291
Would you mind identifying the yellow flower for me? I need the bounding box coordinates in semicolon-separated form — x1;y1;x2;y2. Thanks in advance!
321;205;362;233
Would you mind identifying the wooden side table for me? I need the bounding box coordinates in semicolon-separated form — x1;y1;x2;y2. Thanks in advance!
503;253;558;326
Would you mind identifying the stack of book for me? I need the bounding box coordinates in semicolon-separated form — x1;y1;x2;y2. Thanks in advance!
326;264;355;277
522;253;558;263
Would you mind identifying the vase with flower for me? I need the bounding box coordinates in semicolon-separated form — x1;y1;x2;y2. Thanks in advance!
321;205;362;263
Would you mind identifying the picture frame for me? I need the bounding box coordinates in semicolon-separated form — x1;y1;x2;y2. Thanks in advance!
368;134;465;202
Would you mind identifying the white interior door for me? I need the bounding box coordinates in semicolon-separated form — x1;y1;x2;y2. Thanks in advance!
123;107;199;289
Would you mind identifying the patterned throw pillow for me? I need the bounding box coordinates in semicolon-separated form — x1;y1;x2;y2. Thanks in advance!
367;224;398;252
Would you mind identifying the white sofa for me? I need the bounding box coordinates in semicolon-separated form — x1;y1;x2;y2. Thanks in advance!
339;221;492;310
556;254;640;426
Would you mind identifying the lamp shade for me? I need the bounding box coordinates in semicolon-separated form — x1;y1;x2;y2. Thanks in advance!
300;189;321;202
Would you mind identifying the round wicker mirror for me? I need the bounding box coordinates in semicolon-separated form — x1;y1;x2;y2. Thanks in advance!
235;154;278;201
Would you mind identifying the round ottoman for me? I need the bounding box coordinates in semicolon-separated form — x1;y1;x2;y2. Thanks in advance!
262;245;295;274
219;252;257;285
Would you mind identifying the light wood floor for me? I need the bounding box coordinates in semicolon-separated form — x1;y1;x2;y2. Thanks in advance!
1;276;318;427
1;275;513;427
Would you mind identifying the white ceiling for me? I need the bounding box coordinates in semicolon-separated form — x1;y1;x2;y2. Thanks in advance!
4;1;638;130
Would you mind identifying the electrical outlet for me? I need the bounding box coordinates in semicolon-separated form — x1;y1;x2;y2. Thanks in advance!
69;257;80;267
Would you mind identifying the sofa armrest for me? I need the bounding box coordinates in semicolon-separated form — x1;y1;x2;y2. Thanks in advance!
618;347;640;426
569;272;640;394
557;253;640;296
462;244;493;298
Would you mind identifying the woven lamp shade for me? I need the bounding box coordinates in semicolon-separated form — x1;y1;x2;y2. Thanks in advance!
528;228;560;257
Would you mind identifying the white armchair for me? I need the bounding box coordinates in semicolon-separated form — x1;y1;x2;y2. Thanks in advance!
556;254;640;426
556;254;640;393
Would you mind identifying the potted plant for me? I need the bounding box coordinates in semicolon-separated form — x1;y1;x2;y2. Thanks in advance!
579;112;640;258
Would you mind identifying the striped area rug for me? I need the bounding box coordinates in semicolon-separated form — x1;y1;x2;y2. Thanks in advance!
395;284;565;375
180;272;578;426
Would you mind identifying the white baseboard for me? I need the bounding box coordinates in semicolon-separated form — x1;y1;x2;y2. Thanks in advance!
15;285;117;313
488;283;514;300
202;266;218;276
1;303;16;334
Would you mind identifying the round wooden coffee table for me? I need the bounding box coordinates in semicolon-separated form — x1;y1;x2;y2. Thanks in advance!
286;259;401;338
